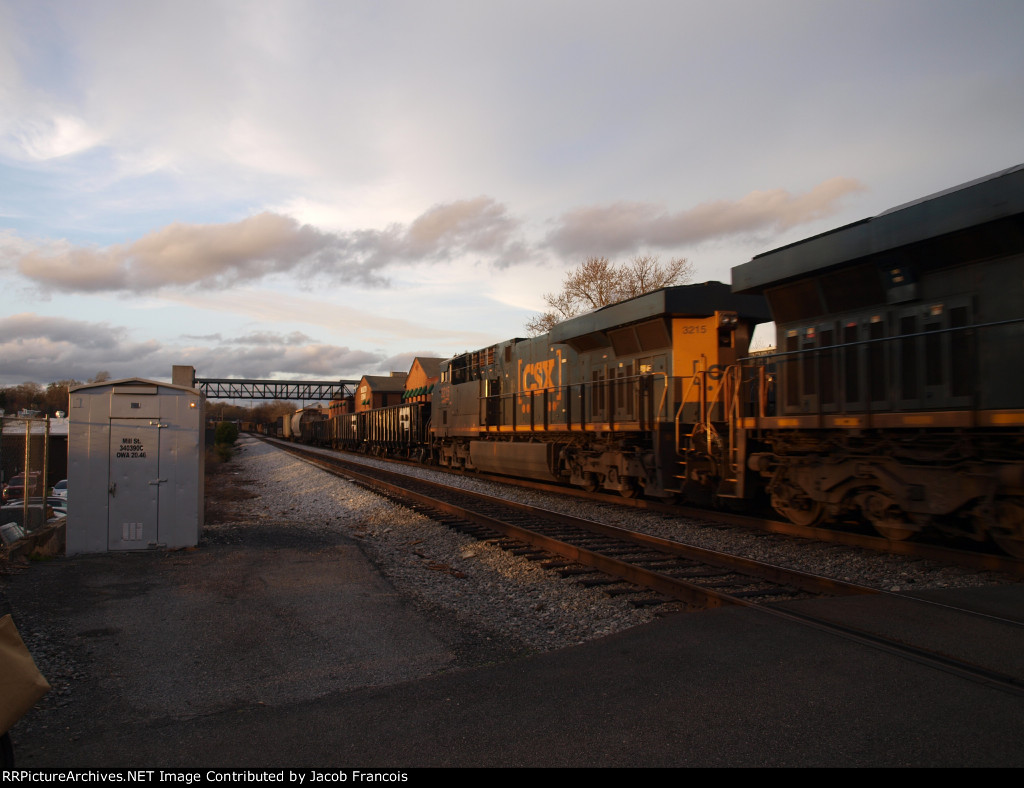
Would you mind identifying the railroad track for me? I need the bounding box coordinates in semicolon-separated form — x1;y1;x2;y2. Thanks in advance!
262;436;1024;577
263;437;875;610
257;436;1024;698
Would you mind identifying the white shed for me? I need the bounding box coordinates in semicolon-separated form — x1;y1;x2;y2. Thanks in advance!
67;378;205;554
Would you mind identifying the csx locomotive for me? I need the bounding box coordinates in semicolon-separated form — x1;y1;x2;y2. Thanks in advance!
309;165;1024;555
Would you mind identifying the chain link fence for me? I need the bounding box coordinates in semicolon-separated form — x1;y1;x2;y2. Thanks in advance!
1;416;65;543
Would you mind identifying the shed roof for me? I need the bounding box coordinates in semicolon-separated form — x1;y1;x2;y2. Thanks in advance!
69;377;202;395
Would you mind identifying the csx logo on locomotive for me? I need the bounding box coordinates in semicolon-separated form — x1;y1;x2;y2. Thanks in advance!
518;353;563;412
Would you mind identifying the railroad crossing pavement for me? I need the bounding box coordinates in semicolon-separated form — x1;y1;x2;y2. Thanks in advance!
3;527;1023;767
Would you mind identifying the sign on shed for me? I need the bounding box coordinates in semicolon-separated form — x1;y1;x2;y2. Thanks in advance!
67;378;205;554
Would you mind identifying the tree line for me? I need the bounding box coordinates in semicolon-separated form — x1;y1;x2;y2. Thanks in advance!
0;374;108;417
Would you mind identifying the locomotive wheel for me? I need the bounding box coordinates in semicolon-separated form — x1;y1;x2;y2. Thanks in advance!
619;480;639;499
581;473;599;493
872;519;916;541
774;499;824;527
858;491;916;541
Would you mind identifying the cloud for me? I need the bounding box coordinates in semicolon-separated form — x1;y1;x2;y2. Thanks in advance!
0;313;384;385
6;197;525;294
228;331;315;347
342;196;526;270
1;179;858;295
12;213;346;292
544;177;865;256
0;313;161;383
3;113;106;162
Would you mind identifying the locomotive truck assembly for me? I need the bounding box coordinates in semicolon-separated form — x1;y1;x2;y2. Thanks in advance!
300;165;1023;555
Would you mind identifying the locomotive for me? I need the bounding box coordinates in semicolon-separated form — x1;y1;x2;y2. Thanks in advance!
733;164;1024;556
306;164;1024;555
432;282;768;503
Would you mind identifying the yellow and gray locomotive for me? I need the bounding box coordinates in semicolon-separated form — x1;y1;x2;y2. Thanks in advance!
432;282;770;503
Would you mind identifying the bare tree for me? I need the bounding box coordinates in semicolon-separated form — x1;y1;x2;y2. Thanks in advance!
525;254;693;335
619;254;694;299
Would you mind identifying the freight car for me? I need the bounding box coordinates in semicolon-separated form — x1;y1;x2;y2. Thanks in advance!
310;402;431;459
286;407;326;442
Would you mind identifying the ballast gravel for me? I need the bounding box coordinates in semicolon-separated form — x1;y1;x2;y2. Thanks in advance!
222;435;1013;658
214;436;663;653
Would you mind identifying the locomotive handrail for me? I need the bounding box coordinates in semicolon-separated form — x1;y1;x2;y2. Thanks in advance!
653;371;669;428
675;372;702;454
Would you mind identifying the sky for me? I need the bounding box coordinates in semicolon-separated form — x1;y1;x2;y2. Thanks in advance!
1;0;1022;390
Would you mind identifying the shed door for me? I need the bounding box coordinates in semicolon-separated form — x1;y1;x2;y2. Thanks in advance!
108;419;161;550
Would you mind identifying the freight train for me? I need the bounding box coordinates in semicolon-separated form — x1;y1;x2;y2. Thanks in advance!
305;165;1024;556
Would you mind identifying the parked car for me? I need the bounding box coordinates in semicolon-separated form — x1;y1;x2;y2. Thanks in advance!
51;479;68;501
2;472;42;503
